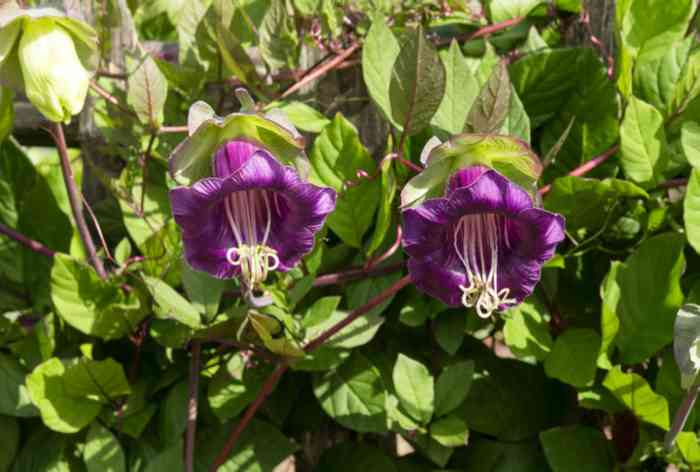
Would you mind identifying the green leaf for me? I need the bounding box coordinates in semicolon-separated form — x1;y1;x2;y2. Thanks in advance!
127;54;168;128
619;0;694;63
510;49;618;171
503;300;553;362
216;25;263;93
145;443;183;472
346;270;402;318
158;381;189;445
362;15;401;127
181;264;225;321
208;354;273;421
685;169;700;255
603;366;670;429
389;27;446;135
434;360;474;417
413;431;454;467
682;121;700;169
259;0;298;70
50;254;145;340
26;358;102;433
195;419;297;471
63;358;130;402
304;308;383;349
434;311;466;355
500;87;531;143
313;352;387;433
633;37;692;112
393;353;434;424
430;415;469;447
457;437;549;471
620;96;668;187
466;61;512;134
84;422;126;472
0;353;37;417
402;134;541;208
677;432;700;468
671;48;700;118
367;159;397;256
615;233;685;363
545;176;648;231
317;443;398;472
460;359;561;441
309;113;379;248
12;428;70;472
672;304;700;388
0;416;18;472
431;40;479;135
488;0;542;22
599;261;622;369
142;275;202;328
540;425;613;472
0;86;12;142
544;328;601;387
266;101;330;133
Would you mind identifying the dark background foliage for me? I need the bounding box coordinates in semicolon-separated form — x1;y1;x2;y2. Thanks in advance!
2;0;700;471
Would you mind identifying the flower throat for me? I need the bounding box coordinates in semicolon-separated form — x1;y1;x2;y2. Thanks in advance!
224;189;279;290
453;213;516;318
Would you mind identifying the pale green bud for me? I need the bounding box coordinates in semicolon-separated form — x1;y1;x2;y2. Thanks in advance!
18;18;89;123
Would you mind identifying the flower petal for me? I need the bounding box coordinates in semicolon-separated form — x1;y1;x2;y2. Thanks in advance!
213;140;265;178
446;165;489;193
496;208;565;304
447;169;533;217
170;149;336;278
402;198;451;259
408;257;466;307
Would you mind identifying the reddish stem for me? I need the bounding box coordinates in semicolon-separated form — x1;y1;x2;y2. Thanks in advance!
539;144;619;195
0;222;55;258
280;42;360;99
312;261;405;287
435;17;525;46
50;123;108;279
208;274;411;471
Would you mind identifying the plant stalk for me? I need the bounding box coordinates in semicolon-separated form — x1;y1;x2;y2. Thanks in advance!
51;122;108;279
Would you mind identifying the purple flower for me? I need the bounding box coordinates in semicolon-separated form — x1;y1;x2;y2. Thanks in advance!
402;166;565;318
170;140;336;292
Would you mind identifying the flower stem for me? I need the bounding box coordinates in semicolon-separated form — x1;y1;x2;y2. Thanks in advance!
185;342;202;472
50;122;108;279
208;274;411;471
539;144;620;196
0;221;55;258
665;385;700;451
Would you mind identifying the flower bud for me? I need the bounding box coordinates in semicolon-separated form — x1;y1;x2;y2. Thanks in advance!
18;18;89;123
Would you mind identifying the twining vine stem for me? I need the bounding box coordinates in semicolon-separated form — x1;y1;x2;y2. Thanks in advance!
48;122;108;279
0;221;55;258
208;275;412;471
538;143;620;195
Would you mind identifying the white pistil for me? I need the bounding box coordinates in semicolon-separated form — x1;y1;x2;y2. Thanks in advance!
224;189;279;290
453;213;516;318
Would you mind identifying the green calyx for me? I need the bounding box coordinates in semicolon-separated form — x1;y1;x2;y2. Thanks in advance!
168;97;308;186
400;134;543;209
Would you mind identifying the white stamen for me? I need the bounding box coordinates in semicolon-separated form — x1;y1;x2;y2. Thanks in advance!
453;213;516;318
224;189;280;291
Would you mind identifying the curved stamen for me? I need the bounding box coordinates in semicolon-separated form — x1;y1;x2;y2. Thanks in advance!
453;213;516;318
224;189;280;290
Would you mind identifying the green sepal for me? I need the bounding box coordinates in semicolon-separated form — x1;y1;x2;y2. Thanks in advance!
168;100;307;186
401;133;542;208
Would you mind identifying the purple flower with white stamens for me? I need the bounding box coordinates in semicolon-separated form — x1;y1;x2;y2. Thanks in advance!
402;165;565;318
169;140;336;292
